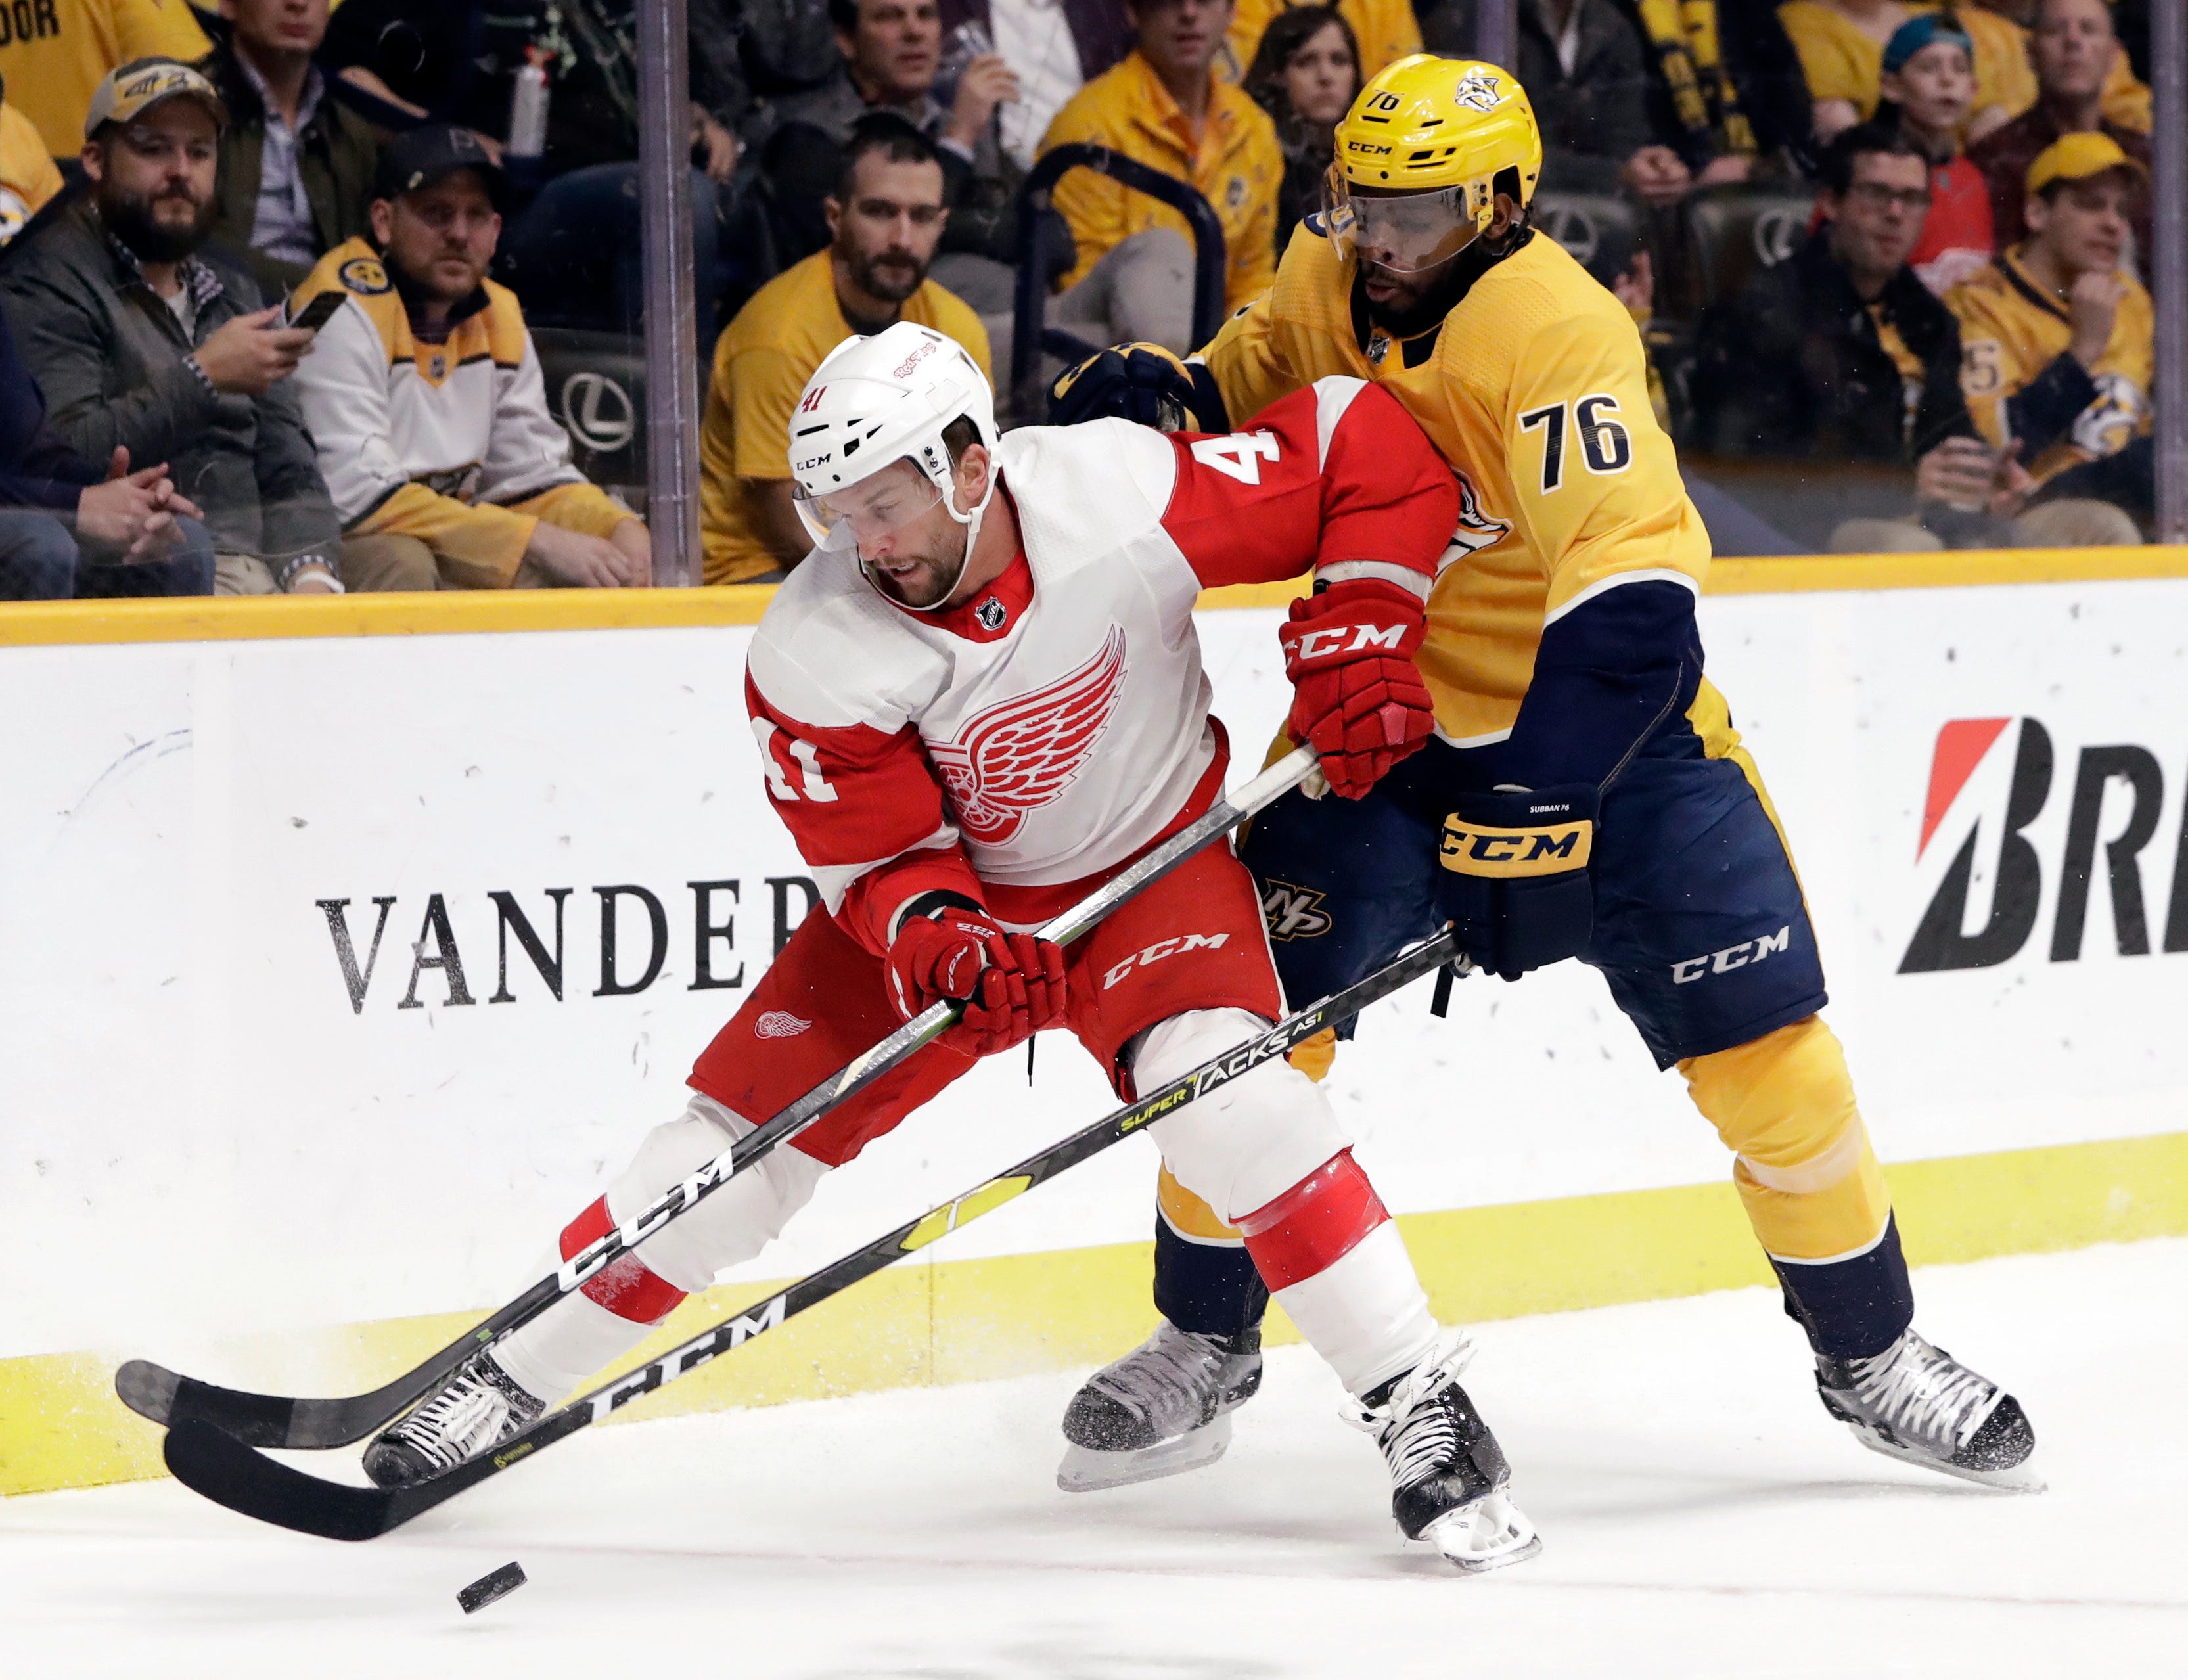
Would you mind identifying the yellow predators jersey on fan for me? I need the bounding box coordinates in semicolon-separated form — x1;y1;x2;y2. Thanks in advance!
1946;250;2152;489
0;0;211;157
1200;223;1714;748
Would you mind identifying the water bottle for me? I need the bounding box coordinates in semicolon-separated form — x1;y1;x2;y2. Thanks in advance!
934;20;993;111
508;49;551;160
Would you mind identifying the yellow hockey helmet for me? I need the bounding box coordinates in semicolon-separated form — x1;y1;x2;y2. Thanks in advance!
1326;56;1543;271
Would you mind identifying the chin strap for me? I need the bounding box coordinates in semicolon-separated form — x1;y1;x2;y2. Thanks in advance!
859;470;1001;614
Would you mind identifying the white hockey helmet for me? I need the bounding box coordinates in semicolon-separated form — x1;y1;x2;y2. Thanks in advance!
788;323;1001;607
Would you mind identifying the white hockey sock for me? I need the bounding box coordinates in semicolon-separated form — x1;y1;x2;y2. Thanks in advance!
494;1284;656;1403
1271;1222;1440;1398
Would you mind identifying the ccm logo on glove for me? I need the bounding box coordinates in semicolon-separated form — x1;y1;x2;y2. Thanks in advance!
1279;579;1434;800
1438;811;1593;876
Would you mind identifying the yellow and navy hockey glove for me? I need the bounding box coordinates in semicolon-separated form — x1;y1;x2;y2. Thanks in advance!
1434;786;1597;981
1047;342;1230;433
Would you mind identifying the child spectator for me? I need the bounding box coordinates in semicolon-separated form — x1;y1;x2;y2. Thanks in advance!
198;0;378;298
698;115;990;584
1225;0;1417;83
1946;130;2148;535
285;125;652;591
1039;0;1281;340
1;60;345;594
1242;3;1357;250
0;0;210;160
1780;1;2013;143
1875;13;1994;293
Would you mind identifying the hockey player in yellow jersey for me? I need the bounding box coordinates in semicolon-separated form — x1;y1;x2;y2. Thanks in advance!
1048;55;2040;1530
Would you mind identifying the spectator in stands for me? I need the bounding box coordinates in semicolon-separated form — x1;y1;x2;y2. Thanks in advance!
0;303;216;597
0;0;210;160
1967;0;2151;276
286;125;653;590
1225;0;1415;83
1039;0;1281;348
1945;132;2147;537
1620;0;1812;187
1779;0;2015;144
1519;0;1689;204
0;60;346;593
323;0;748;338
939;0;1133;168
1;79;64;249
1242;4;1358;250
1960;0;2151;130
198;0;378;298
1875;13;1994;294
753;0;1034;315
699;115;991;585
1688;124;2022;550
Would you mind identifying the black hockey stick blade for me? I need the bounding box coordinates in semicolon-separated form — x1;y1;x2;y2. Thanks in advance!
164;1422;401;1541
115;748;1319;1453
160;925;1456;1543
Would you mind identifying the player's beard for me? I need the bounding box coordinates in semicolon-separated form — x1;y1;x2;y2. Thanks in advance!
864;524;970;610
1357;223;1528;340
99;180;214;265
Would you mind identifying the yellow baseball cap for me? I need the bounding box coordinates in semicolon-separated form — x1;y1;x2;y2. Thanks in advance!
83;58;229;143
2025;131;2145;197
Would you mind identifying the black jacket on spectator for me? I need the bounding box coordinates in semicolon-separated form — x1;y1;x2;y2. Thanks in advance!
1687;227;1974;465
0;202;342;562
1517;0;1660;197
0;307;102;513
198;34;380;298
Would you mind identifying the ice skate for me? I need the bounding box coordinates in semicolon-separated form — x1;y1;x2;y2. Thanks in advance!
1815;1328;2041;1492
1057;1321;1264;1491
1346;1332;1541;1574
361;1348;547;1488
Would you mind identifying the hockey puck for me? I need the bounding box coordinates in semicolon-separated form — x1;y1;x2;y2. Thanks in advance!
457;1561;527;1615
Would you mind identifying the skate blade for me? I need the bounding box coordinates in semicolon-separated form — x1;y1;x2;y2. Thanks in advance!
1415;1489;1543;1575
1057;1412;1232;1493
1848;1425;2047;1494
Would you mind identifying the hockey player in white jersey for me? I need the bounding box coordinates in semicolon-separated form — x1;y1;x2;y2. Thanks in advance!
362;323;1541;1572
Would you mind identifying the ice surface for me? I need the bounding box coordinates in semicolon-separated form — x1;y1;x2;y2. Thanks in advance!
3;1240;2181;1679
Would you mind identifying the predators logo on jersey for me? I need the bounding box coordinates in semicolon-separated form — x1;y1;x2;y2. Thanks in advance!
1946;251;2152;488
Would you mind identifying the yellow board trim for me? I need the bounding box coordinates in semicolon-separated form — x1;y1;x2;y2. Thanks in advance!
5;1127;2182;1498
2;546;2185;649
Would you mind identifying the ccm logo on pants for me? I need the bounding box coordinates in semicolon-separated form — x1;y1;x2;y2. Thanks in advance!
1672;926;1791;984
1103;933;1231;990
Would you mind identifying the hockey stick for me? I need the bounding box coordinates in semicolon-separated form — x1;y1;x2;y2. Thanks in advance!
163;925;1461;1539
120;745;1321;1450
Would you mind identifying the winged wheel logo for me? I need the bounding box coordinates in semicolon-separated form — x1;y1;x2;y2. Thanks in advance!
931;629;1128;844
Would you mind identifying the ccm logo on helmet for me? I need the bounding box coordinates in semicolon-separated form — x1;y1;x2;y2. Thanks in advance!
1346;140;1394;156
793;454;832;472
1101;932;1231;990
1294;622;1407;660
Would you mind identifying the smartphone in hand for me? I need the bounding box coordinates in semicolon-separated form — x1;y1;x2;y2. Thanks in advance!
282;290;348;333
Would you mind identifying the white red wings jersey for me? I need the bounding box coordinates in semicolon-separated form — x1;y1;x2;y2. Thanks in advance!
744;377;1460;955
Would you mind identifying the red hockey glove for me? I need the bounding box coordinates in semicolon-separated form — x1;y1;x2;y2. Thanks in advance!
1279;578;1434;799
886;903;1068;1056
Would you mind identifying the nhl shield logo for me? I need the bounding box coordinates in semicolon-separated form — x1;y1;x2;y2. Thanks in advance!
1453;70;1504;112
975;597;1007;631
428;352;448;381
